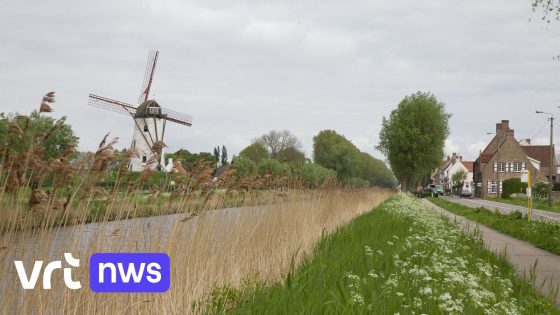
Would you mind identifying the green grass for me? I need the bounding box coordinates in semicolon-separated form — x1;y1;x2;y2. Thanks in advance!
429;197;560;254
195;195;558;314
488;197;560;213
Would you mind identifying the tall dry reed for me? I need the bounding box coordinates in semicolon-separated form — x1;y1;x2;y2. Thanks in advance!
0;188;393;314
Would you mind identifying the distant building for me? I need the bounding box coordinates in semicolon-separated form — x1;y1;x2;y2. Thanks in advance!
473;120;556;198
433;153;474;193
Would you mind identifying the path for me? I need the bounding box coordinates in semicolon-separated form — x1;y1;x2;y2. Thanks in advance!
424;199;560;307
440;195;560;222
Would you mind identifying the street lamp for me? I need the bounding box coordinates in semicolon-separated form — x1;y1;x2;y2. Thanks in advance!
536;110;554;207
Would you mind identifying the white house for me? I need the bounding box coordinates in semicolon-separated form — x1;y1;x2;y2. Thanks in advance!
435;153;474;192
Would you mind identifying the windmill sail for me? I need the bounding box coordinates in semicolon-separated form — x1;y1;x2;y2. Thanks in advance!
161;107;193;126
88;94;137;116
138;50;159;104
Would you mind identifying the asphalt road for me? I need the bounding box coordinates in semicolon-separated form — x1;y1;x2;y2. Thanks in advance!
439;195;560;222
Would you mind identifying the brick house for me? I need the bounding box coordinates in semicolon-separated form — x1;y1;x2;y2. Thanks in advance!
473;120;556;198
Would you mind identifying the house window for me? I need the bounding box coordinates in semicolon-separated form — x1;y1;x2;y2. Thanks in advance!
143;124;148;132
142;155;147;163
498;162;506;173
513;162;522;173
131;139;136;148
489;180;497;194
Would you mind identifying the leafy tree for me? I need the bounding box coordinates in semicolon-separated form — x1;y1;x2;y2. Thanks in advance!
313;130;361;180
313;130;396;188
0;111;78;161
451;169;467;193
239;143;268;163
165;149;216;170
377;91;450;191
221;145;228;166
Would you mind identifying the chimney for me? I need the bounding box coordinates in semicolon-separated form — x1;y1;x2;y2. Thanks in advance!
459;156;462;161
496;123;501;133
452;152;457;159
526;139;531;145
501;120;509;130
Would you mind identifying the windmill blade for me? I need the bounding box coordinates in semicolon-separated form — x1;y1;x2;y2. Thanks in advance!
88;94;137;116
138;50;159;104
161;107;193;126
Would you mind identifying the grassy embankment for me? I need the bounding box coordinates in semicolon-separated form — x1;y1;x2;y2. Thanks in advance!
429;197;560;254
487;197;560;213
195;194;558;314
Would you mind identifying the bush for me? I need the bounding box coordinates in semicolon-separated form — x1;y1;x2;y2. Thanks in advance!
533;182;549;199
299;163;337;187
501;178;527;199
257;159;289;177
232;156;257;179
345;177;371;188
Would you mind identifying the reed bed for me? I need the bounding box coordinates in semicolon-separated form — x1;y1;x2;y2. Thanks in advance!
0;188;393;314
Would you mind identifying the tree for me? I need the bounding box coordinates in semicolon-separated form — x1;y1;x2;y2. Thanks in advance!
256;130;303;160
239;143;268;163
0;111;78;161
313;130;396;188
165;149;216;170
376;91;450;191
213;146;220;165
275;146;306;163
221;145;228;166
451;169;467;193
313;130;360;180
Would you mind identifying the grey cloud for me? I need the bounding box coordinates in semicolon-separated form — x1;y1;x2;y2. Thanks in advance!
1;0;560;162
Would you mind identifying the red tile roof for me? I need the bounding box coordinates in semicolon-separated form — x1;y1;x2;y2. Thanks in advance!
522;145;555;167
462;161;474;172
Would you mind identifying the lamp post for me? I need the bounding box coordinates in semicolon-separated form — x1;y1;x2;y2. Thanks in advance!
536;110;554;207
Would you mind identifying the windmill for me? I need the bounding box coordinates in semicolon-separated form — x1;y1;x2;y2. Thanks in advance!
88;50;193;172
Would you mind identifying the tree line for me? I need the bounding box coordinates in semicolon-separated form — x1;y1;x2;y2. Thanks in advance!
0;108;397;189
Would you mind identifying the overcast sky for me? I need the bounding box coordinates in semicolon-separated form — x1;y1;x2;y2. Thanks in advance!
2;0;560;162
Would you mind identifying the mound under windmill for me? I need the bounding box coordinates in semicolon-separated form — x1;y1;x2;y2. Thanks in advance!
88;50;193;172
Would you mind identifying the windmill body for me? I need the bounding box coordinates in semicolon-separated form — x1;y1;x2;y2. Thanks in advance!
130;100;165;171
88;50;193;172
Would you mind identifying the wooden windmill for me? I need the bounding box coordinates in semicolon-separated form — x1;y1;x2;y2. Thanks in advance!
88;50;193;172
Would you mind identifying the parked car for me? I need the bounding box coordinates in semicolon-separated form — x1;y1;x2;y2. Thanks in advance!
435;185;444;196
460;186;472;198
416;186;438;198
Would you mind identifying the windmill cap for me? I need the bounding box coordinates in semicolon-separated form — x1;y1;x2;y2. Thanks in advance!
135;100;161;117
